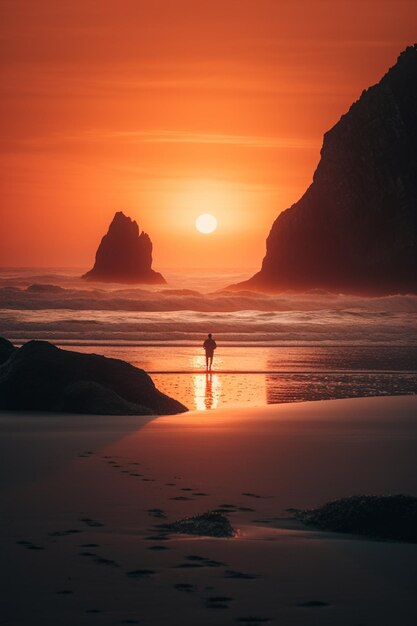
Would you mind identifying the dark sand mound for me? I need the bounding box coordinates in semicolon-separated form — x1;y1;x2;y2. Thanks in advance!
291;494;417;542
0;339;187;415
161;512;236;537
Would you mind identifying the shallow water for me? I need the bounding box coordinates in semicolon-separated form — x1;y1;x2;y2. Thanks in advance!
67;345;417;410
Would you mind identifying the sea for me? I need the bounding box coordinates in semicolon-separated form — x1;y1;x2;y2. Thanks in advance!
1;267;416;411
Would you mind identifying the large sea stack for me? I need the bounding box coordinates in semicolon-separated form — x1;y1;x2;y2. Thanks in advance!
231;45;417;294
83;212;166;284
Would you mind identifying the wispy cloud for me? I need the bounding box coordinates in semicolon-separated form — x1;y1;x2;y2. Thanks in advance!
106;130;316;149
17;129;316;151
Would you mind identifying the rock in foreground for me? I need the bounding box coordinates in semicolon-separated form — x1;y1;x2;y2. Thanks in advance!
0;337;15;365
0;339;187;415
291;494;417;542
83;211;166;284
161;512;236;537
231;45;417;295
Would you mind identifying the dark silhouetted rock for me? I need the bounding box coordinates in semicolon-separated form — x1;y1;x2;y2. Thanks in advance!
0;338;15;365
83;211;166;284
291;494;417;542
161;511;236;537
0;339;187;415
26;284;66;293
231;45;417;294
61;381;153;415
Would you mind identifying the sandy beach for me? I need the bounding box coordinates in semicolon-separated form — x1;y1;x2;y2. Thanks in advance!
1;395;416;626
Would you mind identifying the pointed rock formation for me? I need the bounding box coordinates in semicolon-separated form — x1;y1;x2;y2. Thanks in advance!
231;45;417;294
83;212;166;284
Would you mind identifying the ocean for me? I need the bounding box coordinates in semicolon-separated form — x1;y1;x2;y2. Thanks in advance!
1;267;416;410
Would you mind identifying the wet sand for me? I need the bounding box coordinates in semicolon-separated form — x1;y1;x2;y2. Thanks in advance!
1;395;417;625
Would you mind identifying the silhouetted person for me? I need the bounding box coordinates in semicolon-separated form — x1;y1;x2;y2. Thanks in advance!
203;333;217;372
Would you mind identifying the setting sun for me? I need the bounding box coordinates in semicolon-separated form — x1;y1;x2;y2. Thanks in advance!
195;213;218;234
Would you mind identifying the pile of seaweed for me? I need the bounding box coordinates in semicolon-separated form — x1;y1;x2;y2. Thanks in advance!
290;494;417;543
160;511;236;538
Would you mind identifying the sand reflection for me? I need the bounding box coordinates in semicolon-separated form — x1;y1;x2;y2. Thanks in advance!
193;372;221;410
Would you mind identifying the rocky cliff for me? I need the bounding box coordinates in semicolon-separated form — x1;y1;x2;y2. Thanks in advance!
231;45;417;294
83;212;166;284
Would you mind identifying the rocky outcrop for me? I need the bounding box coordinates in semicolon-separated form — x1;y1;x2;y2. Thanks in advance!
231;45;417;294
0;339;187;415
83;212;166;284
292;494;417;543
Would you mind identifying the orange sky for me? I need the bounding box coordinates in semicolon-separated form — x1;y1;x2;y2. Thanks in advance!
1;0;416;270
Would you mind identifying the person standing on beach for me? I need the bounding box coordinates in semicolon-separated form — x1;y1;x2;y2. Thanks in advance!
203;333;217;372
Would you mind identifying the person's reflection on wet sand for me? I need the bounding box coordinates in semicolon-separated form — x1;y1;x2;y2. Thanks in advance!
205;372;213;409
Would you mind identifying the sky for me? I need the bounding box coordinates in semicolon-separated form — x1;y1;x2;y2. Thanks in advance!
0;0;416;271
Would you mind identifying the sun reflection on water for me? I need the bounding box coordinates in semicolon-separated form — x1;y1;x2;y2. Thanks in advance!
190;354;222;410
193;373;221;410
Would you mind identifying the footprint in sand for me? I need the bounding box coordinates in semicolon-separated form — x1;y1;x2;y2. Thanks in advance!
174;583;197;593
144;534;169;541
79;551;119;567
16;540;45;551
237;618;271;625
48;529;81;537
185;555;226;567
126;569;156;579
224;570;259;580
205;596;233;609
170;495;193;501
147;508;167;519
80;543;100;548
175;556;227;569
296;600;330;608
147;545;170;551
79;517;104;527
94;556;119;567
241;492;263;499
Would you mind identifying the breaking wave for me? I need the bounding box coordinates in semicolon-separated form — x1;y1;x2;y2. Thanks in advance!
1;269;416;346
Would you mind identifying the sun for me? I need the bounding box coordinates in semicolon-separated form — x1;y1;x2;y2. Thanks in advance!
195;213;218;234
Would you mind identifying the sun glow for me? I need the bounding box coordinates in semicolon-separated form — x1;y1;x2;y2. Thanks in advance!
195;213;218;234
